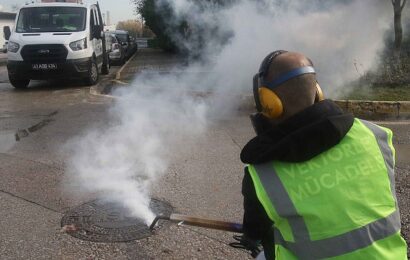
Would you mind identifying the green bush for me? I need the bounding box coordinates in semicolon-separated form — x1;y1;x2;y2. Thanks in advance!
147;38;160;48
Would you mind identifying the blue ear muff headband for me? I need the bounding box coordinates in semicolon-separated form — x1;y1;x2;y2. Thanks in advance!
261;66;316;90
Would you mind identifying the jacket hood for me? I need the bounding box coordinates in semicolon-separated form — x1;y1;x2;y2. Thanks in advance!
241;100;354;164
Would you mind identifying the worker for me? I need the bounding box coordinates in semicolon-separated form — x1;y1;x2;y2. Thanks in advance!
238;50;408;259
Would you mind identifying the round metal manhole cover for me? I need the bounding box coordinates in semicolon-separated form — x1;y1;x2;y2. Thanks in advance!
61;198;173;242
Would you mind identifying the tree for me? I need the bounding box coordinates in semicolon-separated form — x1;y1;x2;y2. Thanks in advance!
133;0;176;51
391;0;407;59
131;0;235;54
116;19;154;38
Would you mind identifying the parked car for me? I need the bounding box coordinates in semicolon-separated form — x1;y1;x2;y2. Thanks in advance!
110;30;137;60
3;1;110;89
129;36;138;54
107;33;126;65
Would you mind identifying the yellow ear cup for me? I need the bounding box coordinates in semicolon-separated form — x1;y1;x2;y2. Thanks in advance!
258;87;283;118
315;83;325;102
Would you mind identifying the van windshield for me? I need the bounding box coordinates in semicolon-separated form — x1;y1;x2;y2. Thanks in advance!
16;7;86;33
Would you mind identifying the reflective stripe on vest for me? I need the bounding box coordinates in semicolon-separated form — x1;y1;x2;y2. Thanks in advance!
252;120;401;259
360;120;397;204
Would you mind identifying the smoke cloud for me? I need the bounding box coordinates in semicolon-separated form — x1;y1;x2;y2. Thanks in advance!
161;0;391;94
65;76;207;225
0;132;15;153
65;0;392;224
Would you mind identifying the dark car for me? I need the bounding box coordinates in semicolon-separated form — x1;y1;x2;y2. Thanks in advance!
129;36;138;54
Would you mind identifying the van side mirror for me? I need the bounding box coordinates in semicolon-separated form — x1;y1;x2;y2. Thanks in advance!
3;26;11;41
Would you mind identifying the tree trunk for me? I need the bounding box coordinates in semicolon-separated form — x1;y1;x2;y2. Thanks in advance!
393;3;403;59
392;0;407;60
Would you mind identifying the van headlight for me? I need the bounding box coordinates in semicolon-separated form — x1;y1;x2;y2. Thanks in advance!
69;38;87;51
7;41;20;53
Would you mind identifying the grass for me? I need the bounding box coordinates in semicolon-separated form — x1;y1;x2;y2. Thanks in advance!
338;84;410;101
338;54;410;101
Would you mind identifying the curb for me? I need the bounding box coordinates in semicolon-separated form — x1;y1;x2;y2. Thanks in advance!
90;84;410;119
241;94;410;119
89;49;137;98
334;100;410;119
89;53;134;98
90;48;410;120
90;78;118;99
90;80;109;96
90;81;410;119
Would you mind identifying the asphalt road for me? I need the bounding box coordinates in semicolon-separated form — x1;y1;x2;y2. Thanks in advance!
0;63;249;259
0;53;409;259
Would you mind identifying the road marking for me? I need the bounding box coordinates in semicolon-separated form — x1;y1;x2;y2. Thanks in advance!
111;79;128;85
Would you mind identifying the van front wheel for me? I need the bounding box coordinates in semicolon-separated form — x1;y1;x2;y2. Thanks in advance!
84;59;99;86
9;76;29;89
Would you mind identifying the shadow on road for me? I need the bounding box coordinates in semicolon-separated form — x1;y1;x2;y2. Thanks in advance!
11;79;92;92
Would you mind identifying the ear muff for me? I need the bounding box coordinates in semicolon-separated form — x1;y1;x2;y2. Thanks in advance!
258;87;283;118
256;81;324;118
254;50;287;118
315;83;324;102
254;50;321;119
254;72;283;118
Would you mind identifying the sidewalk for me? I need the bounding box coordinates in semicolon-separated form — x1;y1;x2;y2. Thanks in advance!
118;48;188;82
93;48;188;95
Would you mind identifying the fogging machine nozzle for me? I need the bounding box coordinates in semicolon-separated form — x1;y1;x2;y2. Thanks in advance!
149;213;243;233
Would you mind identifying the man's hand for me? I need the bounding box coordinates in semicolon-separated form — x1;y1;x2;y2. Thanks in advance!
229;234;262;258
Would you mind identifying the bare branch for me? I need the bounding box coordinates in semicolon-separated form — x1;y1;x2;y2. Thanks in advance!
401;0;407;11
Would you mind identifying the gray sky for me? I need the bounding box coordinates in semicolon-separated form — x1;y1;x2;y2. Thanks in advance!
0;0;136;24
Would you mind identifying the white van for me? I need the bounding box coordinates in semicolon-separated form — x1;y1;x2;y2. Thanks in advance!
3;1;109;89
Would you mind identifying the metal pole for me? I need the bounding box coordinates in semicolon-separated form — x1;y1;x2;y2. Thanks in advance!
150;214;243;233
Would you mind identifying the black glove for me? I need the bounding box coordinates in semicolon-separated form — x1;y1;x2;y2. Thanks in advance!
229;234;262;258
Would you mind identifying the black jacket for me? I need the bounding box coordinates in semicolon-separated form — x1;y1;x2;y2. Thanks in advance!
241;100;354;258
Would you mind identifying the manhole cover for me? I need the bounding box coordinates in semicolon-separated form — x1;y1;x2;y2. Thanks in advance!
61;198;173;242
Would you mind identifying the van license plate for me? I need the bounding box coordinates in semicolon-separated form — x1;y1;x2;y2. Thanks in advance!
32;64;57;70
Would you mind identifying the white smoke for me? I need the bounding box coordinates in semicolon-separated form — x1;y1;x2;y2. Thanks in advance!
66;75;207;225
159;0;391;95
66;0;392;225
0;132;15;153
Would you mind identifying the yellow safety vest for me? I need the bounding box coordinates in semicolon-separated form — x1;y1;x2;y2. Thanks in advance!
248;119;407;259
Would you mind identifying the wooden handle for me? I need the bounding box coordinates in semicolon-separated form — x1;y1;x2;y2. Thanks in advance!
169;213;243;233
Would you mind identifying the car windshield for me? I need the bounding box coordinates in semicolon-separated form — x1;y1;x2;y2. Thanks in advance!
110;34;118;43
115;34;128;43
16;7;86;33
